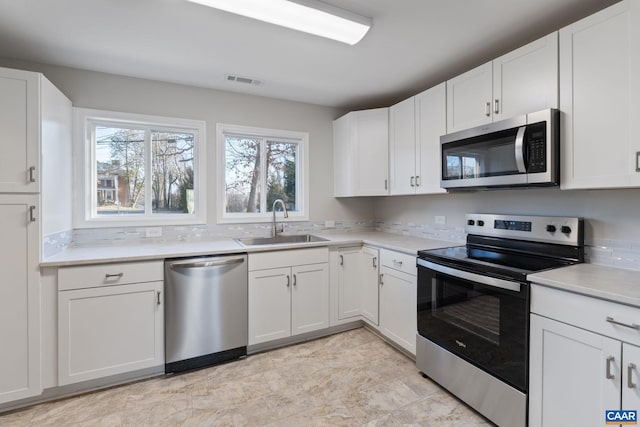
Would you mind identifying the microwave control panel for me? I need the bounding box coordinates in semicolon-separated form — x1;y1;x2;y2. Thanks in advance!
526;122;547;173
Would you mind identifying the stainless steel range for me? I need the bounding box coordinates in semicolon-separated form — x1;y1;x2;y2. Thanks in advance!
416;214;584;427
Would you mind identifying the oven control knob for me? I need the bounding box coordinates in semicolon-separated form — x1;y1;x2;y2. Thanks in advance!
546;225;556;233
561;226;572;234
467;220;475;226
477;220;485;226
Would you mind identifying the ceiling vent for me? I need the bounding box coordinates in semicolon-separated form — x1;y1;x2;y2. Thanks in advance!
225;74;262;86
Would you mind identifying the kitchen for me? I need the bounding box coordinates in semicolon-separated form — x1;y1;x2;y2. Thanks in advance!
0;0;639;425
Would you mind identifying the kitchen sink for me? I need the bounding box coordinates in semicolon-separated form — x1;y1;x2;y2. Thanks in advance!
235;234;329;246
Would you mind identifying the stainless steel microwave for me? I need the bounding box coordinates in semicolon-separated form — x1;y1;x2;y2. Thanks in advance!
440;109;559;190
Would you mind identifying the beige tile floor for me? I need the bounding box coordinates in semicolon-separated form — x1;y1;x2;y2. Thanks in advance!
1;328;493;426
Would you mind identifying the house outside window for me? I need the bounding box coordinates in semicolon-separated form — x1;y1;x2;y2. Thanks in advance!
217;123;309;223
74;108;206;227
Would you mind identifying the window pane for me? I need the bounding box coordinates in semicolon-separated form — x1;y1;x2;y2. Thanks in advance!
266;141;298;212
225;136;261;213
151;131;195;214
95;126;145;215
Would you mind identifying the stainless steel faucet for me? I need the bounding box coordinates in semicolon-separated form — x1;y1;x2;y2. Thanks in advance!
272;199;289;237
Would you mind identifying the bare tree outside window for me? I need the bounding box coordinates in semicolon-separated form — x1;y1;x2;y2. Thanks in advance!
151;131;194;214
224;136;298;214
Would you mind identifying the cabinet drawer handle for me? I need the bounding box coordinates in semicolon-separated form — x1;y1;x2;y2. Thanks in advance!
494;99;499;114
286;275;291;287
379;273;384;285
606;355;615;380
606;316;640;330
29;166;36;183
29;206;36;222
385;179;388;190
415;176;420;187
393;259;403;266
372;257;377;268
105;273;124;279
410;176;415;187
157;291;161;306
293;274;297;286
339;255;344;266
628;363;637;389
485;101;491;117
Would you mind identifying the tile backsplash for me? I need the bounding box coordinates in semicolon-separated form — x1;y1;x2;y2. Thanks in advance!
43;219;640;271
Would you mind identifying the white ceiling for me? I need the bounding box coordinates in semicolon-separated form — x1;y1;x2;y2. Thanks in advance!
0;0;619;109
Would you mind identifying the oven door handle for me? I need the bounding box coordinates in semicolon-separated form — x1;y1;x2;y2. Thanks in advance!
417;258;521;292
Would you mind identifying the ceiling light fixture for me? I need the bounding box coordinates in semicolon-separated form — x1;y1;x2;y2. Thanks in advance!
186;0;372;45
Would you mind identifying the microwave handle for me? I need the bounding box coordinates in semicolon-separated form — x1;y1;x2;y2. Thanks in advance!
515;126;527;173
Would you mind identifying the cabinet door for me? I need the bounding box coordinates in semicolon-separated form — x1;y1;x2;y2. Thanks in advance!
333;112;355;197
248;267;291;345
446;62;493;133
337;248;363;320
0;67;40;193
493;32;558;121
389;97;417;195
415;83;447;194
361;247;379;325
529;314;621;427
560;0;640;189
0;196;40;403
623;343;640;412
355;108;389;195
291;264;329;336
379;266;417;355
58;281;164;386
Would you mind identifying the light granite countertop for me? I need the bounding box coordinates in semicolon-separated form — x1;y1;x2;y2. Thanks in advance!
41;231;459;267
528;263;640;308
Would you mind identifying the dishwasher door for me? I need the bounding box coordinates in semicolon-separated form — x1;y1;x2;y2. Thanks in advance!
164;254;248;373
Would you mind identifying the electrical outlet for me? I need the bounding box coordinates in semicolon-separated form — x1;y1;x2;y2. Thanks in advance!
145;227;163;238
325;220;336;228
435;216;447;225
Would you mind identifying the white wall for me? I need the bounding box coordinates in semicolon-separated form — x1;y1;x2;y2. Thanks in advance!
373;187;640;243
0;58;373;226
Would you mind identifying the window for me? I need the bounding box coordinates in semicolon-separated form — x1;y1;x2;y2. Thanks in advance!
217;123;309;223
74;108;206;227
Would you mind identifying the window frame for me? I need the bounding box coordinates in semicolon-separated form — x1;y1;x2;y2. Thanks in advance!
216;123;309;224
74;108;207;228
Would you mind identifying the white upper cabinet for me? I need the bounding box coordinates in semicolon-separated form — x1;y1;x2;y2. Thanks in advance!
493;32;559;121
333;108;389;197
0;68;39;193
389;97;416;195
447;62;494;133
560;0;640;189
389;84;447;195
447;32;558;133
415;83;447;194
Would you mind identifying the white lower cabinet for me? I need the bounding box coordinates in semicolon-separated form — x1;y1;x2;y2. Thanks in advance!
57;262;164;386
0;196;41;404
379;250;417;355
529;314;620;427
337;247;364;320
361;246;380;325
530;284;640;427
248;248;329;346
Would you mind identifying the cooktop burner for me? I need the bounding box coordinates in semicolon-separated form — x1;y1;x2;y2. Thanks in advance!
418;214;585;282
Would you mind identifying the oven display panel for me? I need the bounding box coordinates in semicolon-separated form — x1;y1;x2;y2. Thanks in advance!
494;220;532;232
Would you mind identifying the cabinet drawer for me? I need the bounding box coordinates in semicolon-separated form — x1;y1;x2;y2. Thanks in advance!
531;284;640;347
58;260;164;291
380;249;416;276
249;247;328;271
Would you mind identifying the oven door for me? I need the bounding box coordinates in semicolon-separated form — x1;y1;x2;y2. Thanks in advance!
417;258;529;392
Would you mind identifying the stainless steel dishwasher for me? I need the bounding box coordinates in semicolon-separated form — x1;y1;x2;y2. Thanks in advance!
164;254;248;373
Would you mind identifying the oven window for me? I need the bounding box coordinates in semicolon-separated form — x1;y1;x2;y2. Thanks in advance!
417;265;529;392
435;293;500;345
